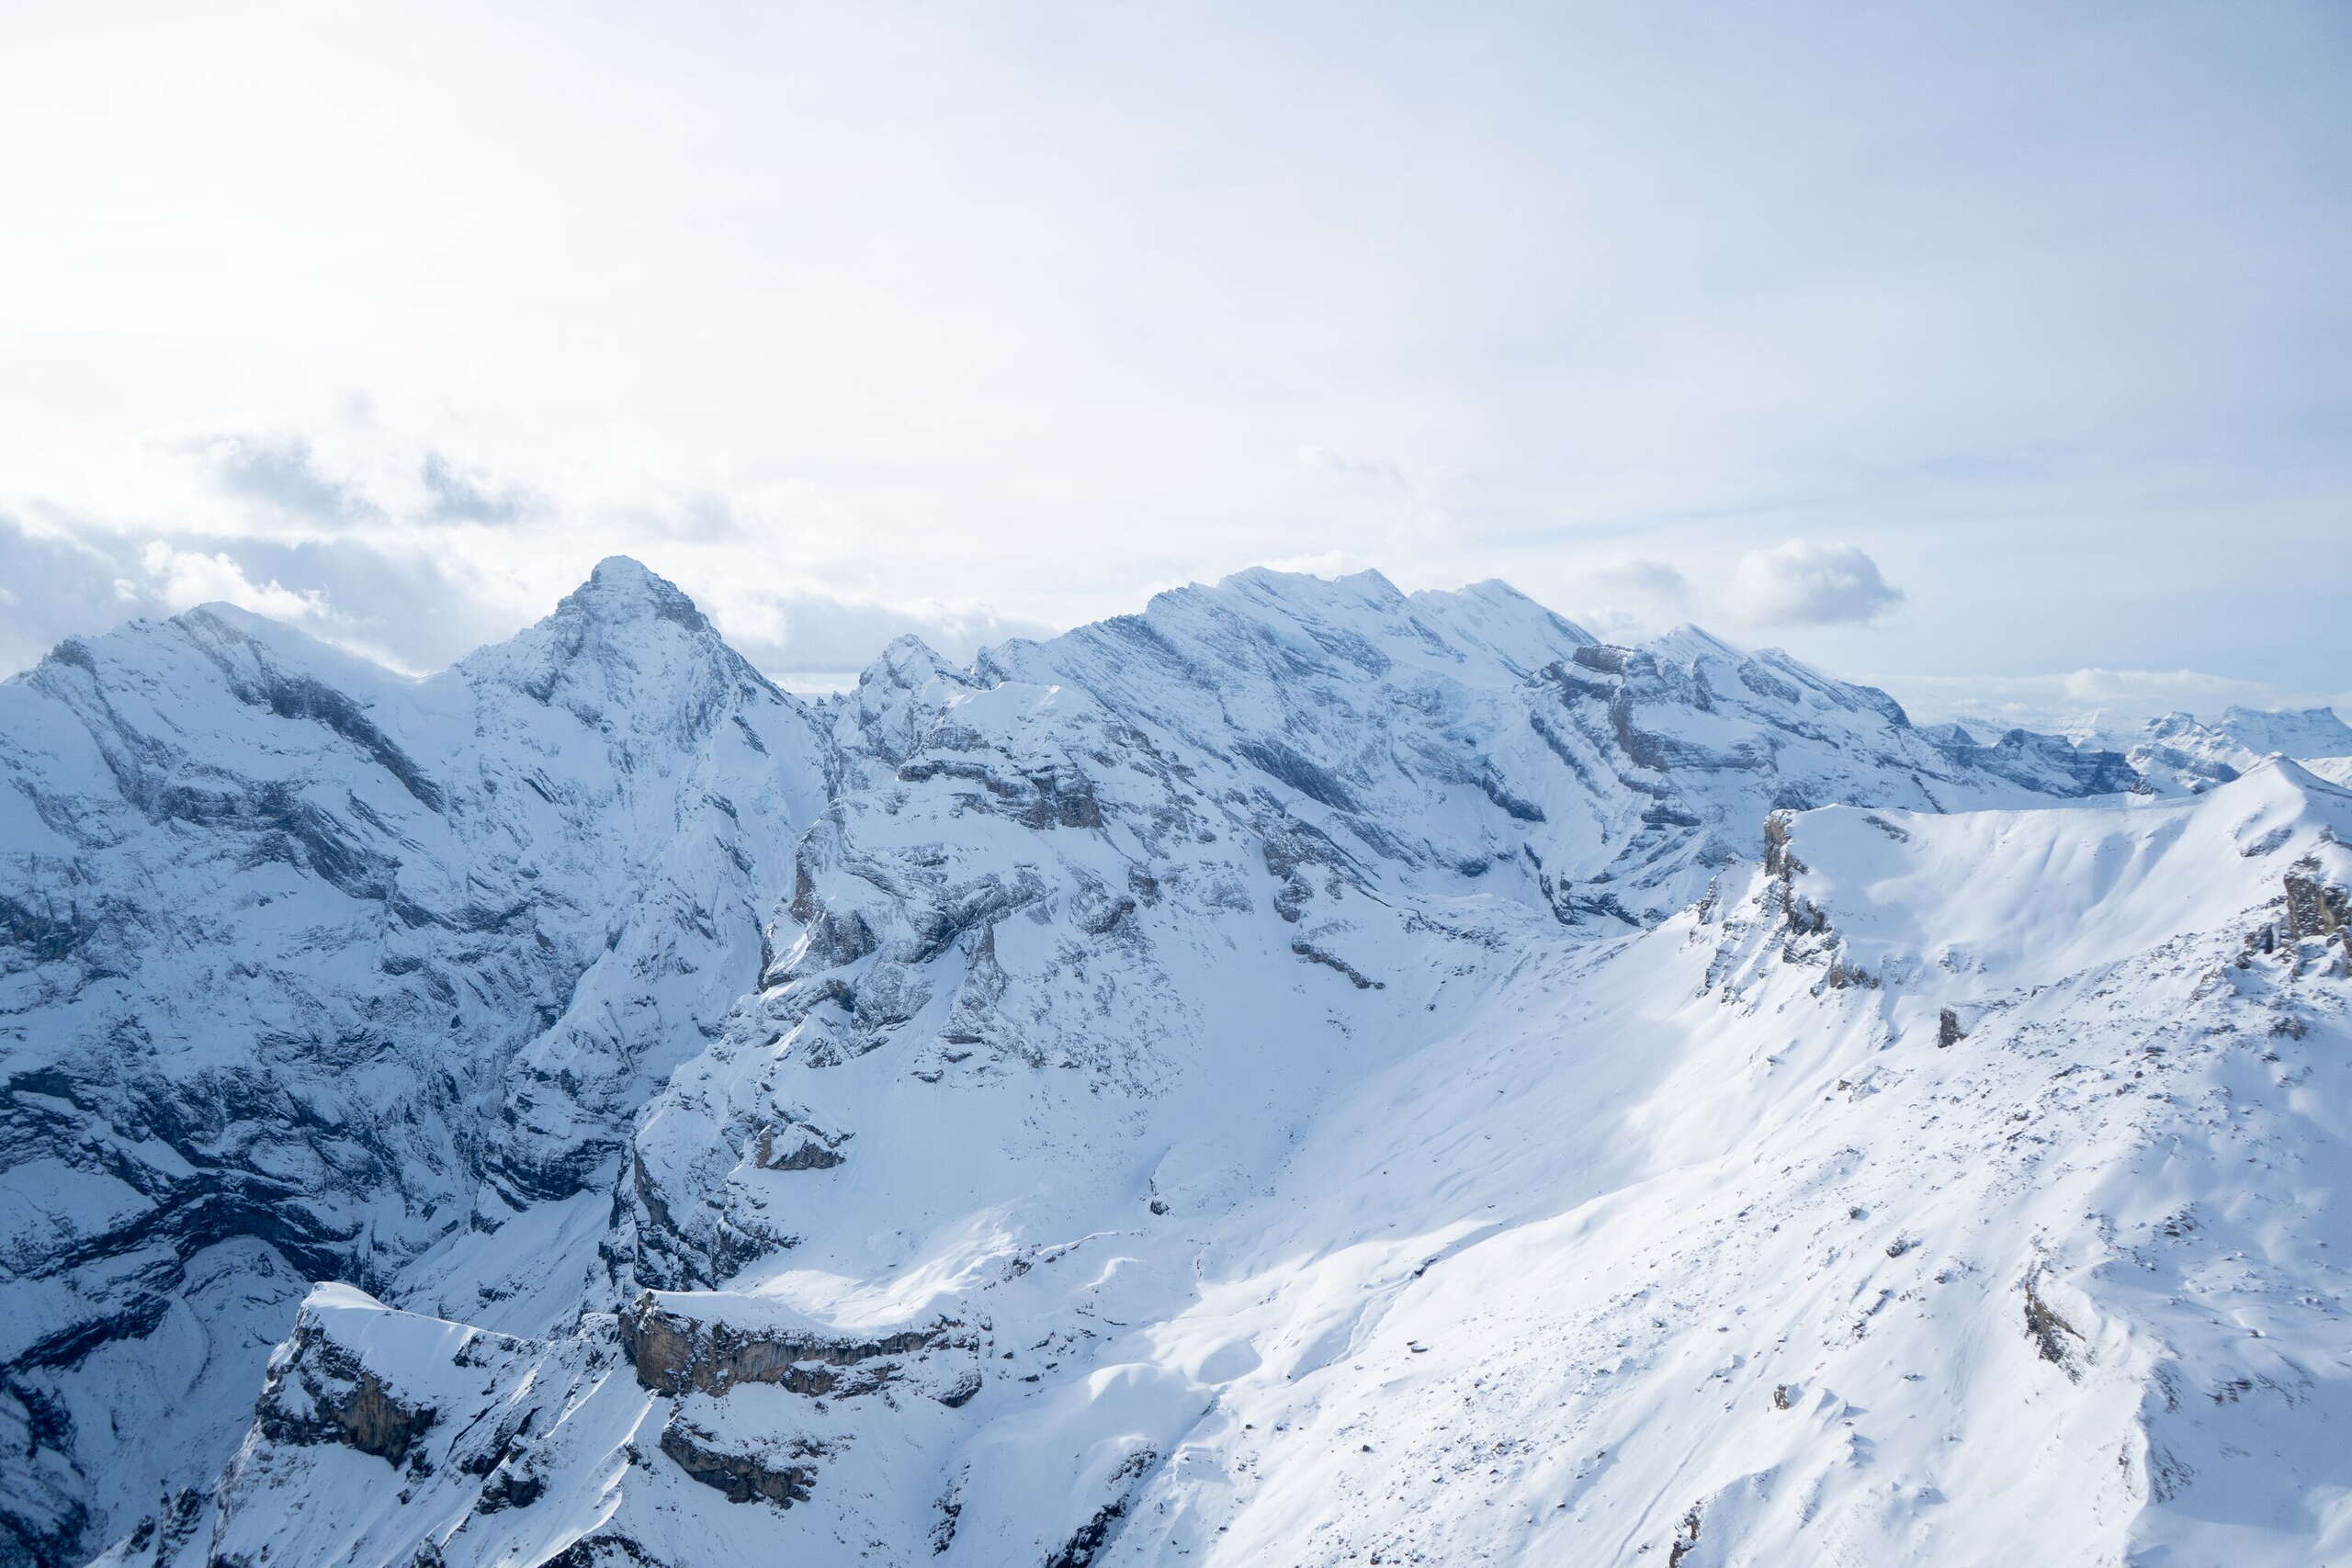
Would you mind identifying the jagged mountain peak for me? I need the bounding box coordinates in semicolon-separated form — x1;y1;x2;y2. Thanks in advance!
831;633;982;770
1101;565;1595;693
0;554;841;1565
861;632;966;687
2212;704;2352;754
470;555;735;684
173;598;305;641
2256;750;2338;789
560;554;713;630
1214;562;1409;606
2124;703;2352;795
1440;576;1538;604
2222;702;2344;725
454;558;795;744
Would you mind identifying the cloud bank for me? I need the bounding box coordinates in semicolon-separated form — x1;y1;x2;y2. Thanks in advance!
1724;540;1905;627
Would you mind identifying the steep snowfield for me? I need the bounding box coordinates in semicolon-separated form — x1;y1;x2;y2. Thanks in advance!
1092;761;2352;1568
9;561;2350;1568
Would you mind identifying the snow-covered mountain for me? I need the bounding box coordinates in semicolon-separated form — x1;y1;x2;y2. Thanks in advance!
0;560;829;1566
2120;706;2352;794
4;561;2347;1567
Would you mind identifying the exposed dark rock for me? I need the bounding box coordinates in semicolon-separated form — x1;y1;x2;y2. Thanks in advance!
933;1370;983;1408
472;1455;547;1515
1821;957;1878;990
2284;866;2348;942
538;1532;667;1567
2023;1274;2086;1378
1042;1449;1157;1568
752;1118;849;1171
0;896;96;965
1476;770;1546;823
189;632;445;813
929;1478;965;1554
657;1417;823;1508
1668;1503;1702;1567
1760;812;1800;879
1019;767;1104;830
1290;941;1384;990
254;1323;438;1469
621;1294;959;1399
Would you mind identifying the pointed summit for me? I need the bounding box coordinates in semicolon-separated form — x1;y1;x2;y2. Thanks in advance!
864;633;964;688
553;556;712;632
453;556;791;743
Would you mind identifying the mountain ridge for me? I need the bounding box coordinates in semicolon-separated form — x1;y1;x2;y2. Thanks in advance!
3;560;2347;1568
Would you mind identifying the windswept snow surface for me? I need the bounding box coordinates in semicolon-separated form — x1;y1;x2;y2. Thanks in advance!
6;562;2351;1567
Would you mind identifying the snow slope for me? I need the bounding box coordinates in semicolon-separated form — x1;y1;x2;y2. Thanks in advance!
10;562;2349;1568
1087;761;2352;1568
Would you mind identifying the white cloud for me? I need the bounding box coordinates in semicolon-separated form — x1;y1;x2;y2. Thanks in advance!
136;541;332;622
1551;555;1694;643
1723;540;1905;627
1589;558;1692;606
419;452;536;524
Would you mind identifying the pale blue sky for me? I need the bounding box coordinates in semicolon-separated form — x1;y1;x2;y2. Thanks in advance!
2;1;2346;728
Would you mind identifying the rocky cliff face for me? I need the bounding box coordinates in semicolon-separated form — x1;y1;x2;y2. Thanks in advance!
10;562;2345;1568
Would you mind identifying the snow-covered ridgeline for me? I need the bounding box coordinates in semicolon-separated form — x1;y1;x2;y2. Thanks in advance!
3;559;2346;1567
